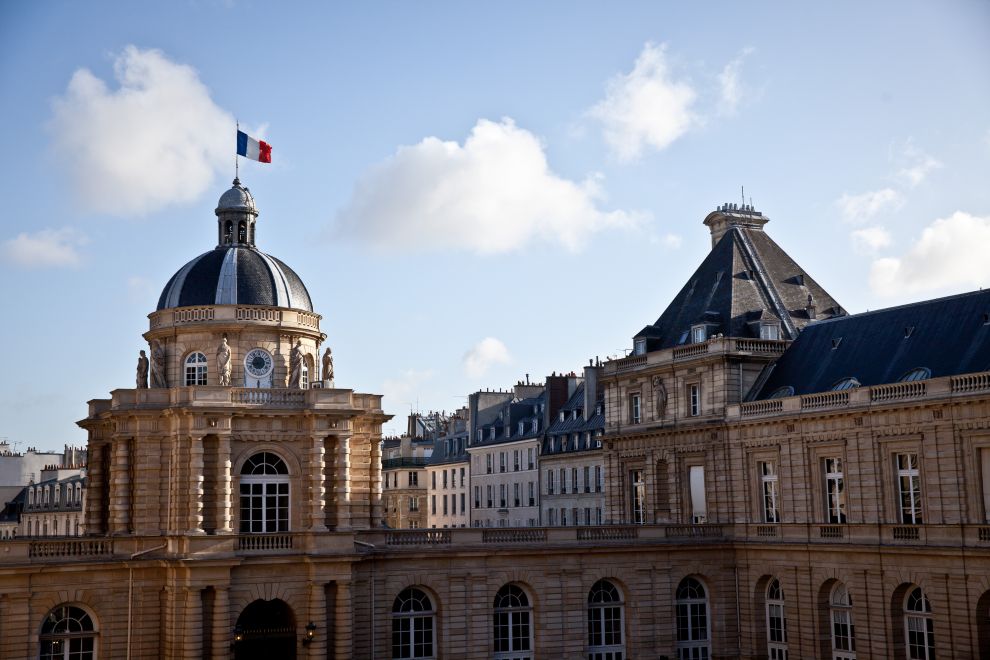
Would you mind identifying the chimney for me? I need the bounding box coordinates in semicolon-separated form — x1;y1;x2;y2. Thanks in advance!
467;392;479;445
703;204;769;249
583;364;601;421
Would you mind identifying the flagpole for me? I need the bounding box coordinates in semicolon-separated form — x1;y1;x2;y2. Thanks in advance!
235;120;240;181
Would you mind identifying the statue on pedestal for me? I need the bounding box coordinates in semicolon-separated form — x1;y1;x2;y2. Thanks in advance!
150;340;167;388
652;376;667;419
322;347;334;383
217;337;232;386
288;339;304;389
136;350;149;389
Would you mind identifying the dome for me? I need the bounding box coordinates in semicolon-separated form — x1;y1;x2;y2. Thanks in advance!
217;178;256;212
157;246;313;311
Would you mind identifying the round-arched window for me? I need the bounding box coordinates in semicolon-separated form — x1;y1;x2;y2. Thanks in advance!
588;579;624;659
899;367;931;382
766;578;788;658
184;352;208;386
239;452;289;533
904;587;935;659
391;587;435;659
494;584;532;659
676;577;710;658
831;377;861;391
830;582;855;659
40;605;96;659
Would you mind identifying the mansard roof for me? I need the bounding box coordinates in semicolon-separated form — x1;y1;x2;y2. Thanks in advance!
635;206;844;350
753;289;990;399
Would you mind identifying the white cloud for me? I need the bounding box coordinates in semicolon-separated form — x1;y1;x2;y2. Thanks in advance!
50;46;236;216
382;369;434;409
717;47;754;115
127;276;156;303
334;118;641;254
895;140;942;187
463;337;511;379
835;188;903;224
650;232;683;249
870;211;990;296
850;226;892;254
589;43;697;160
2;228;87;268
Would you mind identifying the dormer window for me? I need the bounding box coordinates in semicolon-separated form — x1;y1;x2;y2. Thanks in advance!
559;411;566;422
531;420;538;433
760;324;781;340
899;367;931;382
572;409;580;421
767;386;794;399
633;338;647;356
691;325;708;344
489;428;495;441
518;421;525;435
831;377;861;391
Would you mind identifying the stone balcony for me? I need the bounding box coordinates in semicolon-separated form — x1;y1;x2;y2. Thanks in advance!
728;370;990;421
148;304;322;335
5;523;988;566
603;337;788;376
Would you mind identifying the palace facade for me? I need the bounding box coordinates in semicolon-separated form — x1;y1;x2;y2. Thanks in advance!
0;186;988;659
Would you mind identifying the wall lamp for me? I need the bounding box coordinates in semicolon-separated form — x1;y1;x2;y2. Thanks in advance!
230;625;244;650
303;621;317;646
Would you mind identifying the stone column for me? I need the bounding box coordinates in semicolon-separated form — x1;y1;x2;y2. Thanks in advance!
308;435;328;532
217;435;233;533
211;587;231;660
332;434;352;530
85;442;107;533
189;435;205;534
110;437;132;534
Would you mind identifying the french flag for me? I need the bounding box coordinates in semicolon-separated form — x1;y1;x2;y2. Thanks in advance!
236;130;272;163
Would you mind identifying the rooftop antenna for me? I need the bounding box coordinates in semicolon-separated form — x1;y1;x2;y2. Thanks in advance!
741;185;745;208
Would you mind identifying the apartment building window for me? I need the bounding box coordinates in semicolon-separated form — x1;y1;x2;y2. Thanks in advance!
460;467;466;486
572;468;579;494
409;497;419;512
431;495;436;515
761;323;781;340
490;428;496;441
584;466;592;493
547;470;555;495
829;583;856;660
432;472;437;489
514;483;521;507
474;486;481;509
500;484;507;509
690;466;707;524
514;450;520;471
443;471;448;489
823;457;846;523
766;578;788;659
500;453;507;473
595;466;603;493
560;468;568;494
451;469;457;488
561;508;568;526
904;587;935;659
760;461;780;523
408;471;418;487
631;470;645;524
528;482;535;507
676;577;711;658
981;447;990;522
548;509;556;526
528;448;535;470
896;453;922;524
691;325;707;344
584;507;592;525
689;384;701;417
487;454;493;474
487;485;493;508
451;494;456;515
630;393;642;424
596;508;603;525
460;493;465;514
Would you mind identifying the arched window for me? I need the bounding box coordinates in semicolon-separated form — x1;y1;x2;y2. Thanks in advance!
768;386;794;399
899;367;931;382
224;220;233;244
238;221;247;243
588;579;624;659
830;377;860;391
391;587;435;659
39;604;96;660
766;578;788;659
494;584;533;660
184;352;208;386
904;587;935;659
301;359;310;389
830;583;856;659
239;452;289;533
676;577;710;659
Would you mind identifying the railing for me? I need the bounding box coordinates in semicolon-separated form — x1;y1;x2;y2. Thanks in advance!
29;539;113;559
735;339;787;354
296;311;321;328
237;534;294;551
577;526;638;541
236;307;281;322
892;526;920;541
673;344;709;360
952;372;990;393
980;528;990;542
382;457;431;469
483;529;547;543
740;399;783;417
386;530;451;546
664;525;724;539
819;525;844;539
172;307;214;323
612;355;647;373
230;388;306;406
871;381;926;402
801;390;850;410
756;525;779;538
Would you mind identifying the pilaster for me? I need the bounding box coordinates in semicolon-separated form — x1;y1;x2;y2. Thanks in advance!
309;435;328;532
217;435;233;533
110;437;132;534
189;435;205;534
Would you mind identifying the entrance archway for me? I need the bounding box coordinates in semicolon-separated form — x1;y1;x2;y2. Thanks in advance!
234;598;297;660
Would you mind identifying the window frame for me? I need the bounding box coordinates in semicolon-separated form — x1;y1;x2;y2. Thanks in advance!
184;351;208;386
587;579;625;660
391;587;436;660
493;584;533;660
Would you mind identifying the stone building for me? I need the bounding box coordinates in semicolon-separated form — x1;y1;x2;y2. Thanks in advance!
20;471;86;538
426;409;470;529
381;421;434;529
0;187;987;659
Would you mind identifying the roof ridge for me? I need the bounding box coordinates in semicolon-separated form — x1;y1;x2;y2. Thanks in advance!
735;227;797;338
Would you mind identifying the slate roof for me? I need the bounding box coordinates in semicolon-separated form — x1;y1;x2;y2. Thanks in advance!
753;289;990;399
543;384;605;456
470;392;547;449
635;213;844;350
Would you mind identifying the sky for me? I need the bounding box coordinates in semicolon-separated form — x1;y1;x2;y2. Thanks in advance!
1;1;989;448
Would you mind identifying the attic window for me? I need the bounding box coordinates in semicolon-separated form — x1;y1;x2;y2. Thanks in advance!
633;338;647;356
559;411;566;422
691;325;708;343
518;421;525;435
984;312;989;325
899;367;931;382
831;377;861;391
831;338;843;350
794;274;805;285
904;326;915;338
760;324;781;340
767;386;794;399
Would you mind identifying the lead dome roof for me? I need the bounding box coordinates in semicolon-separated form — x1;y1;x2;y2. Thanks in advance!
156;180;314;312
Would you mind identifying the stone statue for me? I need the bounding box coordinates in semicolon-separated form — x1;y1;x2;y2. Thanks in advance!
217;337;232;386
288;339;304;388
652;376;667;419
150;340;167;388
136;350;149;388
322;347;334;383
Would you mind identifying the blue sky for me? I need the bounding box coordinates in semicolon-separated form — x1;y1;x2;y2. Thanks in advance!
1;1;988;447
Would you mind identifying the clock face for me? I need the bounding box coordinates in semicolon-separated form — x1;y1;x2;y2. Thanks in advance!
244;349;274;377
